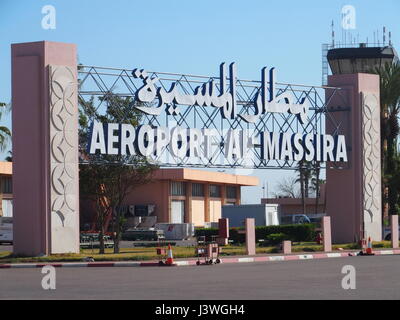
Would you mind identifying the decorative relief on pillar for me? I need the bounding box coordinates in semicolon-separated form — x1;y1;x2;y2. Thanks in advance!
362;93;381;224
49;65;78;236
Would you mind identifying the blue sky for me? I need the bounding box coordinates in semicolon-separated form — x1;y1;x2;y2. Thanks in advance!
0;0;399;203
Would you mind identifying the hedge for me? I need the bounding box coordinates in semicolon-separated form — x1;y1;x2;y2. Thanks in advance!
195;224;316;244
265;233;287;246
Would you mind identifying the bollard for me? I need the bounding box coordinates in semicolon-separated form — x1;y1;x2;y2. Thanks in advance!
322;216;332;252
245;218;256;255
282;240;291;254
391;215;399;249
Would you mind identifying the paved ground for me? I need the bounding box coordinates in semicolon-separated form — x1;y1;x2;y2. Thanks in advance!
0;255;399;300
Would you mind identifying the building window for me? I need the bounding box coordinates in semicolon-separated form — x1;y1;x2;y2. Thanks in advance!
226;186;237;199
2;177;12;194
209;184;221;198
192;183;204;197
171;181;186;196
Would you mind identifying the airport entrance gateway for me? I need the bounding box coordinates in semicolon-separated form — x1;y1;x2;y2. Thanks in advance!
11;41;381;256
80;63;347;169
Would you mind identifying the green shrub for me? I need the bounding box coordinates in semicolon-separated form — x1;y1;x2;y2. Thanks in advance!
255;224;316;242
195;224;315;244
265;233;287;246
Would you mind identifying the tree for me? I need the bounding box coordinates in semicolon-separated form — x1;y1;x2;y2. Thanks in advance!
273;176;300;198
372;63;400;217
295;160;314;214
0;102;11;152
5;151;12;162
80;157;156;254
79;91;158;253
310;161;324;215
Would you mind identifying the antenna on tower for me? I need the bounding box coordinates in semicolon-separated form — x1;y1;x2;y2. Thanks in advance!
383;26;386;45
331;20;335;47
389;31;392;46
377;29;380;46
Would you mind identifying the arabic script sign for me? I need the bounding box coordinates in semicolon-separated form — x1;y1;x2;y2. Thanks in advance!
131;63;309;124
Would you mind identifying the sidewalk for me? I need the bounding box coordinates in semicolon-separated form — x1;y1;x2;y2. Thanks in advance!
1;248;399;269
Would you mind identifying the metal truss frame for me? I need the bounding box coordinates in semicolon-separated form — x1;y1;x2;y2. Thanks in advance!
78;65;349;170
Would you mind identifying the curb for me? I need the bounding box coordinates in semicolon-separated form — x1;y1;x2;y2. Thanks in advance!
1;249;400;269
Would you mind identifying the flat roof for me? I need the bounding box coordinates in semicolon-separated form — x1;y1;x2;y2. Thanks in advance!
0;163;259;186
153;168;259;186
0;162;12;175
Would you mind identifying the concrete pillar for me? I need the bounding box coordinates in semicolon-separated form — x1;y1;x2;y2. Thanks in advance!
166;181;172;223
326;73;382;243
204;183;210;223
391;215;399;249
282;240;291;254
185;182;192;223
236;187;241;205
322;216;332;252
245;218;256;255
221;184;226;206
12;41;80;256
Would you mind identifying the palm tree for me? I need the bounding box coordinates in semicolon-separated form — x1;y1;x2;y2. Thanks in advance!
295;160;307;214
310;161;322;215
0;102;11;151
373;63;400;217
5;151;12;162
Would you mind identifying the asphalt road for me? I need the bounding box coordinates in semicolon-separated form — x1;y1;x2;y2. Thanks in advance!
1;255;400;300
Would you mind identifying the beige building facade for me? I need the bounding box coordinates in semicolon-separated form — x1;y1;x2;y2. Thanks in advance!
124;168;259;227
0;162;12;218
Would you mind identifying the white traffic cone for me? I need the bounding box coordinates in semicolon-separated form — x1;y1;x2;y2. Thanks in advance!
166;244;174;265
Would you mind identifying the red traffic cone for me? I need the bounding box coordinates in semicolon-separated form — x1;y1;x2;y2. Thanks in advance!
166;244;174;265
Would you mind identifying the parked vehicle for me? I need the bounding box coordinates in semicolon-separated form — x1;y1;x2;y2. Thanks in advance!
0;217;13;244
155;223;194;240
80;232;114;249
382;226;400;241
280;214;311;225
122;228;165;241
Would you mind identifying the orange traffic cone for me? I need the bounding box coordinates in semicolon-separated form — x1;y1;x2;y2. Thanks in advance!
166;244;174;265
366;237;373;255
